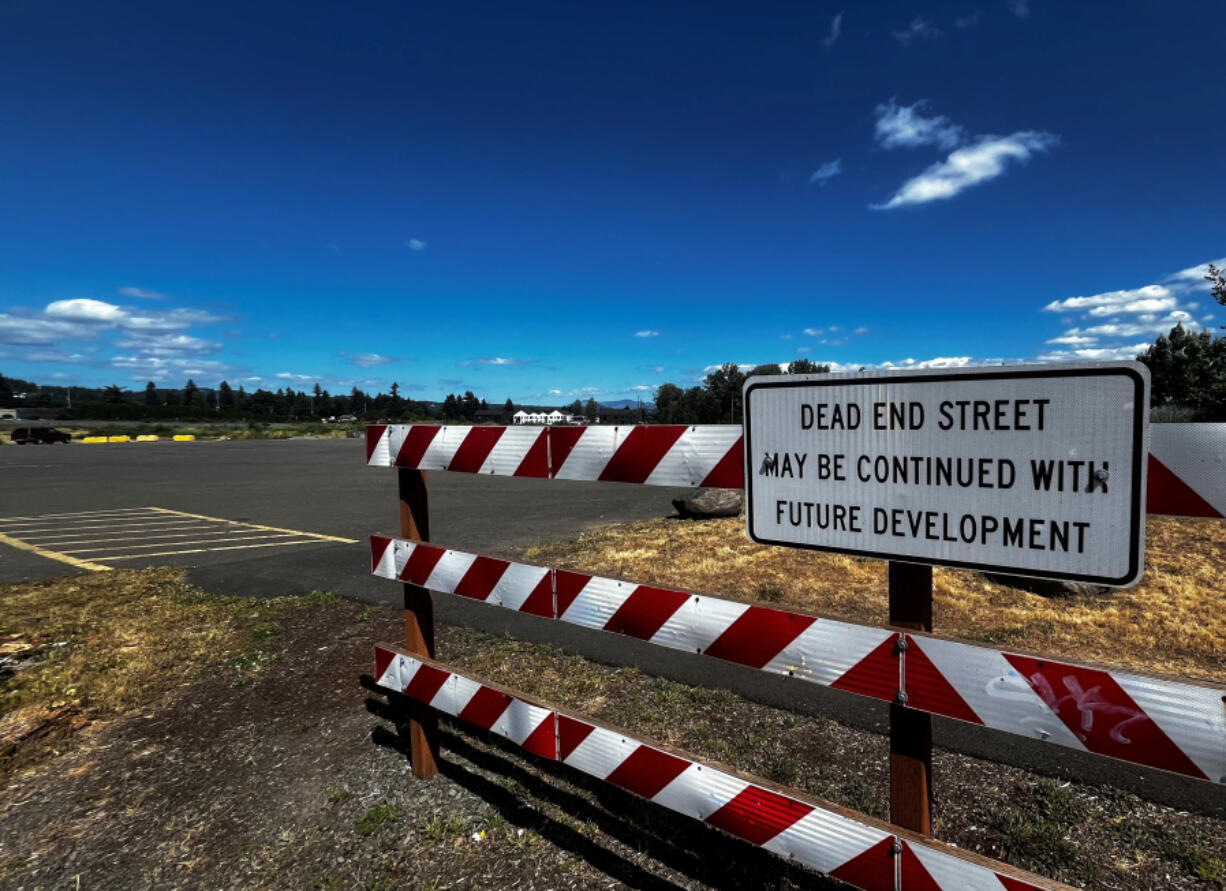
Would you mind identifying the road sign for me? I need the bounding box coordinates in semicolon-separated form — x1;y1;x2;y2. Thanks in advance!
743;363;1149;587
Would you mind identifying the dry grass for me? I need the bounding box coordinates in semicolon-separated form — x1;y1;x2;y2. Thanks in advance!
0;568;339;778
520;514;1226;682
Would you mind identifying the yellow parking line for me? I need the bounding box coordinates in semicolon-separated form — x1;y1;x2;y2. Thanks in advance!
96;539;333;561
146;507;357;544
19;523;223;543
0;507;156;523
0;517;198;532
0;529;111;572
61;533;302;554
24;527;276;546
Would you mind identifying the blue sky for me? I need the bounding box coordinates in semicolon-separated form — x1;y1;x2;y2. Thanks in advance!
0;1;1222;402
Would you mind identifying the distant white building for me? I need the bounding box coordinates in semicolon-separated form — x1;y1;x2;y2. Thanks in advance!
511;409;588;425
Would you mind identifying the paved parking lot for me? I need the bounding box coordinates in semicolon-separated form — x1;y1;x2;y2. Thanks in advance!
0;506;356;572
0;437;691;590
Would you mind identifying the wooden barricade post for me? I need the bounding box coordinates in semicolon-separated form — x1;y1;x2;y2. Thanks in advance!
398;466;439;778
887;560;933;836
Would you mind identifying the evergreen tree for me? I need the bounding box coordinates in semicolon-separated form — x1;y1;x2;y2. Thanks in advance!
504;397;514;412
788;358;830;375
182;378;200;406
1138;323;1226;419
584;397;599;421
653;383;686;422
103;384;125;404
704;363;747;422
218;380;235;409
442;393;460;419
387;382;405;419
748;363;780;377
1206;263;1226;327
349;386;367;416
144;381;159;406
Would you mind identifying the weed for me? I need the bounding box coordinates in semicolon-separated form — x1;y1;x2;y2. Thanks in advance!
249;624;282;641
421;815;466;842
840;778;886;820
985;806;1078;874
756;583;784;602
301;590;340;607
510;828;539;852
1033;779;1086;825
226;650;279;677
765;756;801;787
356;606;379;621
355;803;399;836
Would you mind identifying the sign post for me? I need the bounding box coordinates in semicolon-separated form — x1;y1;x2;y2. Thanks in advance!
743;362;1150;835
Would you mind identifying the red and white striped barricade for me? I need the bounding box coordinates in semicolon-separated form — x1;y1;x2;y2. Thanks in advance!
370;536;1226;785
367;422;1226;519
373;647;1068;891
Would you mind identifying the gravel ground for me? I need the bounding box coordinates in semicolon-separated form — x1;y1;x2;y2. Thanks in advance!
2;594;1222;890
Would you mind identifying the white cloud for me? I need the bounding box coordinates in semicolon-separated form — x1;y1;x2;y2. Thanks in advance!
406;239;426;251
118;286;168;300
122;309;224;331
1165;256;1226;288
955;11;983;28
275;372;317;382
854;326;869;335
874;99;963;150
1007;0;1030;18
634;330;660;338
475;356;533;366
1039;257;1223;366
110;355;241;380
880;356;972;369
23;349;90;362
1042;284;1175;315
0;314;94;345
874;131;1057;209
1045;334;1098;346
349;352;395;368
822;12;843;48
117;333;220;356
1037;344;1151;363
891;18;941;46
629;385;653;392
808;159;842;186
45;298;127;323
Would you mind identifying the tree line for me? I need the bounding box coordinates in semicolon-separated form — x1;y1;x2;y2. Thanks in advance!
654;359;829;424
1136;263;1226;420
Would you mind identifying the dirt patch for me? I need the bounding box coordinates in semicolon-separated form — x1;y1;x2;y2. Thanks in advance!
2;571;1223;889
519;514;1226;682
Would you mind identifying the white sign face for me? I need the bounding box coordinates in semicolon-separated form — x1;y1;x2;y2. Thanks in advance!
744;363;1149;587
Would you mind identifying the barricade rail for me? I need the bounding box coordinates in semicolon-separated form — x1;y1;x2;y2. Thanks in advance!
373;646;1069;891
369;535;1226;784
365;422;1226;518
363;422;1226;888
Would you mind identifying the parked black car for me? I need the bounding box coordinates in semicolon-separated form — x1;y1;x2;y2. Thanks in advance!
11;427;72;444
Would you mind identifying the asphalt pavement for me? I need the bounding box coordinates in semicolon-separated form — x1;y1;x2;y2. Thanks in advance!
0;437;692;589
1;436;1221;818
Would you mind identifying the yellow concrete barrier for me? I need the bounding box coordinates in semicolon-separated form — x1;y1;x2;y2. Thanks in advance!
172;434;196;442
106;435;130;443
136;435;159;442
83;436;108;444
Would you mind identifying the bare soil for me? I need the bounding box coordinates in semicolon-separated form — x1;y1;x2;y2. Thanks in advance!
2;572;1223;890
